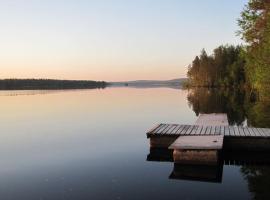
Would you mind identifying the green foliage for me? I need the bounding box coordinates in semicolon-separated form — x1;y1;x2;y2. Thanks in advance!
187;45;245;88
238;0;270;100
187;0;270;100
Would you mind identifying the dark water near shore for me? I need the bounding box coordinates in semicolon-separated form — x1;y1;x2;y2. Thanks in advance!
0;87;269;200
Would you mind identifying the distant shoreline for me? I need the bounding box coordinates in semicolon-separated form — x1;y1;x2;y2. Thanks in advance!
109;78;187;89
0;79;107;90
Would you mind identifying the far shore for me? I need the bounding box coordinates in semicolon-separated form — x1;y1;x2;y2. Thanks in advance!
0;79;107;90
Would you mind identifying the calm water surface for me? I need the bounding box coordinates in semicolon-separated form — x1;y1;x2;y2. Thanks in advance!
0;87;269;200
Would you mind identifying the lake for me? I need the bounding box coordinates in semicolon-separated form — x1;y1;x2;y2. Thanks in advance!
0;87;269;200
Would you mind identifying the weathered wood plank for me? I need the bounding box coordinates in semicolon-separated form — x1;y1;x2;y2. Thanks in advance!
181;125;191;135
165;124;178;134
238;126;245;137
175;125;186;134
209;126;215;135
224;126;230;136
185;125;196;135
205;126;211;135
234;126;240;137
254;128;263;136
229;126;235;136
169;135;224;150
199;126;207;135
247;127;256;137
157;124;170;134
171;125;182;134
261;128;270;137
150;124;164;133
215;126;221;135
189;125;199;135
220;126;225;136
194;126;204;135
147;123;270;138
163;124;173;134
257;128;267;137
154;124;167;134
146;123;161;134
243;127;251;136
250;128;261;137
195;113;229;126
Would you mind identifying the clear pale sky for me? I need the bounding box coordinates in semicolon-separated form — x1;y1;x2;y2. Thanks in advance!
0;0;247;81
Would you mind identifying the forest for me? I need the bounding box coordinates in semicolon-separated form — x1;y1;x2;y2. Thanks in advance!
0;79;107;90
187;0;270;100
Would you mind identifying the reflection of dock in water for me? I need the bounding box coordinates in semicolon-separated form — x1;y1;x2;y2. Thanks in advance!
146;113;270;183
147;148;173;162
147;148;270;165
147;147;270;183
170;163;223;183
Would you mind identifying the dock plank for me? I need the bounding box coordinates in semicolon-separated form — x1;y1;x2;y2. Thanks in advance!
257;128;266;137
260;128;270;137
165;124;178;134
234;126;240;137
175;125;186;134
224;126;230;136
194;126;203;135
169;135;224;150
146;123;161;134
255;128;263;136
185;125;196;135
195;113;229;126
189;126;199;135
157;124;171;134
250;128;261;137
220;126;225;136
215;126;221;135
171;125;182;134
261;128;270;137
209;126;216;135
229;126;235;136
200;126;208;135
154;124;167;134
238;126;245;137
181;125;191;135
243;127;251;136
146;123;270;138
205;126;211;135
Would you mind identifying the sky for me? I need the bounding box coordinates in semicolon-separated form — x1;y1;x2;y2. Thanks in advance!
0;0;248;81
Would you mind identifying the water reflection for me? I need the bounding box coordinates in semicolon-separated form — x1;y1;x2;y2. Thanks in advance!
241;166;270;200
170;164;223;183
187;88;270;127
163;88;270;199
147;147;270;188
1;87;269;199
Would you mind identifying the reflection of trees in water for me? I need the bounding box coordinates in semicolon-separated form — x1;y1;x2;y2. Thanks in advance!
245;101;270;128
241;166;270;200
187;88;246;125
187;88;270;127
187;88;270;199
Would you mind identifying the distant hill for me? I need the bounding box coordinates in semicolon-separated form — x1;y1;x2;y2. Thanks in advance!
110;78;187;89
0;79;107;90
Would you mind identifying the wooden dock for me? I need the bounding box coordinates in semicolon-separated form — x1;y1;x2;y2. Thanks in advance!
147;124;270;138
146;114;270;182
169;135;224;150
195;113;228;126
146;113;270;166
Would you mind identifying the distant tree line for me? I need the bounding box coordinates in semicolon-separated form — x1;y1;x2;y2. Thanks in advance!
186;0;270;100
0;79;107;90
